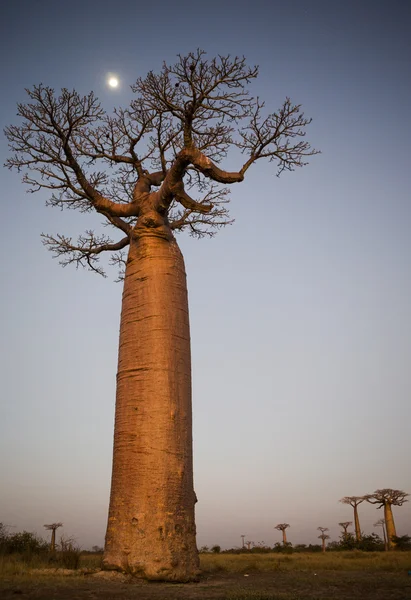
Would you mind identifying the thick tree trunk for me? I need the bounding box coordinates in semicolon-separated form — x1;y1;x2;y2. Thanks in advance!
50;529;56;553
353;506;362;542
384;504;397;549
321;539;326;553
103;233;199;580
282;531;287;545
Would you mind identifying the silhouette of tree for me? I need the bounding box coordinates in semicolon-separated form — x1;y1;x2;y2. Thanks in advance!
339;496;365;541
6;50;317;581
338;521;352;541
317;528;330;553
43;523;63;553
374;518;388;551
365;489;409;549
275;523;290;545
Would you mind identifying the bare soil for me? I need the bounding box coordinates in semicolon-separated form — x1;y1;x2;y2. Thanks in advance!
1;570;411;600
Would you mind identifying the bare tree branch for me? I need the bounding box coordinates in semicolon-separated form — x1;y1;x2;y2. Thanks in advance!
5;50;318;275
364;489;409;509
339;496;365;508
41;231;130;277
274;524;290;531
338;522;352;533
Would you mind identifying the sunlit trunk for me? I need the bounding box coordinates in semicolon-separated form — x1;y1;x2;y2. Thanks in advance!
353;506;362;542
321;538;326;553
384;504;397;549
103;233;199;580
282;531;287;545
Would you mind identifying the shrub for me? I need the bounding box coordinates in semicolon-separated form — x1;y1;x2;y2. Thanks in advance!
58;536;82;569
3;531;48;556
392;535;411;550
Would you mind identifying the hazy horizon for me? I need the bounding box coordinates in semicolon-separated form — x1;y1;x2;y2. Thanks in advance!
1;0;410;551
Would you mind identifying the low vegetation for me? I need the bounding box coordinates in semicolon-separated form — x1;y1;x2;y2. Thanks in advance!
0;525;83;576
1;547;411;578
200;550;411;573
1;523;411;600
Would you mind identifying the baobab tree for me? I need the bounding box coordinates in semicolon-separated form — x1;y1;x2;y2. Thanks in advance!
339;496;365;541
365;489;409;549
374;518;388;551
5;50;317;581
275;523;290;546
43;522;63;553
338;521;352;541
317;527;330;553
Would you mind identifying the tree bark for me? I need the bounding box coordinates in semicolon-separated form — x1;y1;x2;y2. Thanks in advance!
353;506;362;542
50;529;56;553
282;531;287;545
103;232;199;580
384;504;397;549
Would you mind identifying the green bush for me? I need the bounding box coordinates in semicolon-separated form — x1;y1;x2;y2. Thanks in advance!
329;533;384;552
2;531;48;556
392;535;411;550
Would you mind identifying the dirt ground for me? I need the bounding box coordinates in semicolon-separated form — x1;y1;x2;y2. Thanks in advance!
1;570;411;600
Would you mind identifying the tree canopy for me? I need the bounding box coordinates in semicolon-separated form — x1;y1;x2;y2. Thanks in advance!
5;50;318;278
365;489;409;508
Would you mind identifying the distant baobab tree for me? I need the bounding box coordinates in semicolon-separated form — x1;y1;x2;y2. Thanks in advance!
338;521;352;540
365;489;409;549
339;496;365;541
44;522;63;552
317;527;330;553
374;518;388;551
275;523;290;546
241;535;246;549
6;49;318;581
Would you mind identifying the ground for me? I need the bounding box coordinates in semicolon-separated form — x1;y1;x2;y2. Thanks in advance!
1;570;411;600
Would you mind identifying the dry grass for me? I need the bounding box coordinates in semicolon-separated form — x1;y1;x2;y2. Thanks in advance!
1;553;410;600
200;550;411;573
0;552;102;579
1;551;410;580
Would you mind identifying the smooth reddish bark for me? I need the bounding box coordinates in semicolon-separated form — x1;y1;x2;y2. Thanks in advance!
103;233;199;580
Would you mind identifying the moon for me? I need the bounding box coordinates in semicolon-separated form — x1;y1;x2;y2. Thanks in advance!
108;76;119;88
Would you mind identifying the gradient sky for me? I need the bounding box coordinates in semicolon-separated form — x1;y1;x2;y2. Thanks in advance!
1;0;410;550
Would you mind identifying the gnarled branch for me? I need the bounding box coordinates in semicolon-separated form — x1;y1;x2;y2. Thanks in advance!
42;231;130;277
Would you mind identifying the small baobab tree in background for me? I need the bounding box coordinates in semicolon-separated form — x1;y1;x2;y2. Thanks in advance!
43;522;63;553
241;535;246;549
5;50;318;581
339;496;365;542
275;523;290;546
338;521;352;541
365;489;409;549
317;527;330;553
374;518;388;551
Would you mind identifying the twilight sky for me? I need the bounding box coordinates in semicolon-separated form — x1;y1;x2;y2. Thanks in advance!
0;0;410;550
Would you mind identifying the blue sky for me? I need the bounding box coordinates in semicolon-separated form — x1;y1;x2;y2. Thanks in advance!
0;0;410;549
